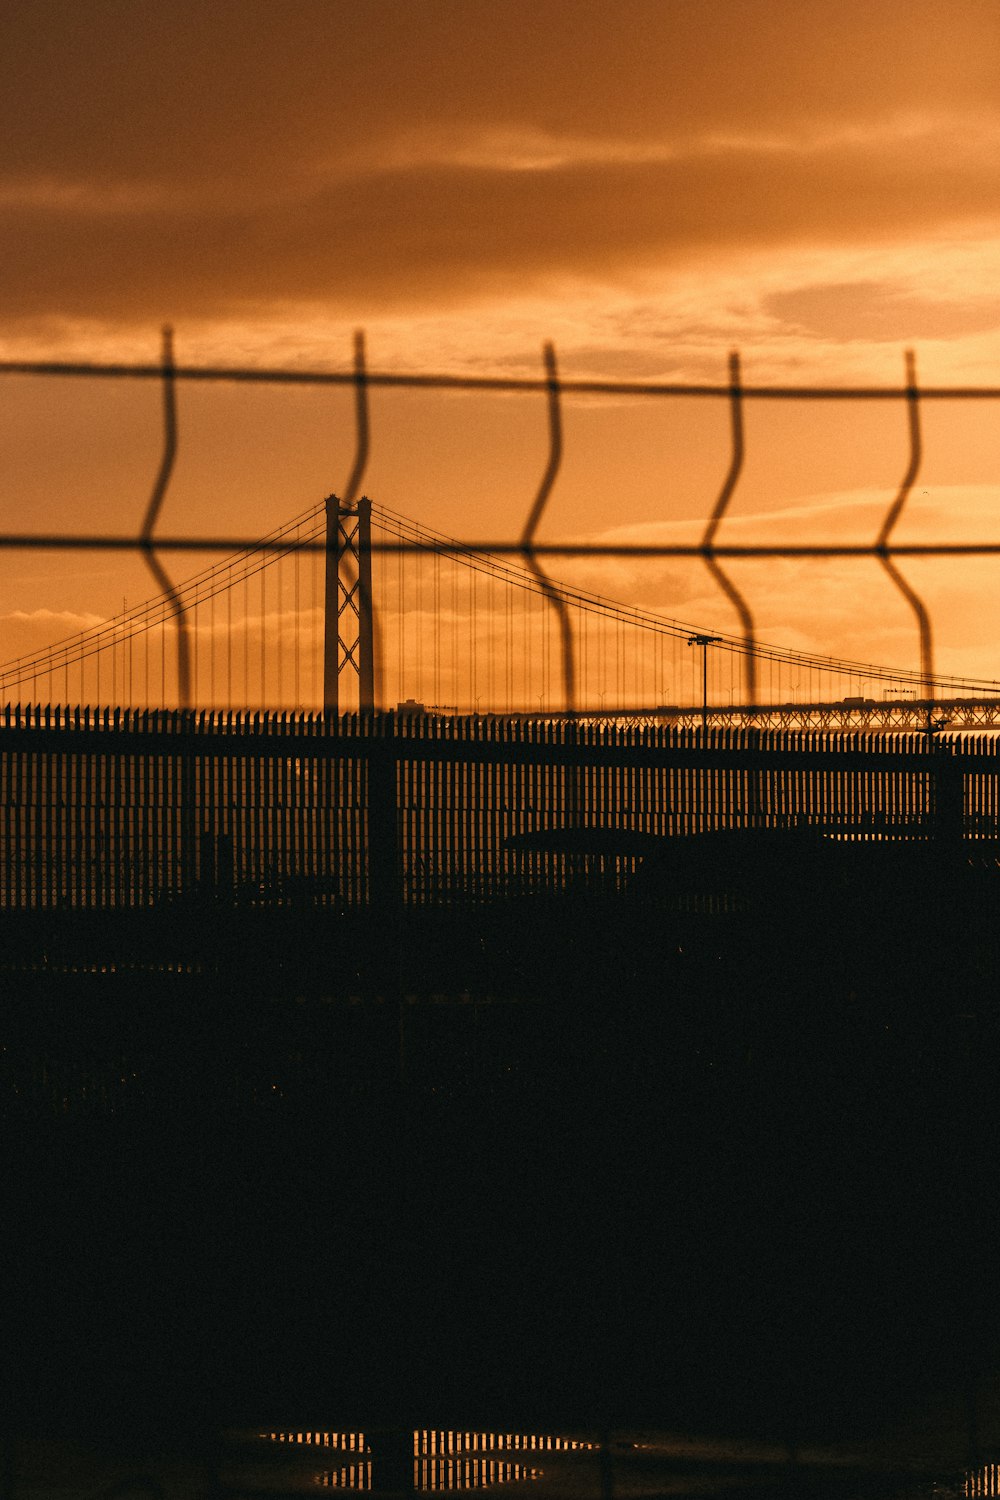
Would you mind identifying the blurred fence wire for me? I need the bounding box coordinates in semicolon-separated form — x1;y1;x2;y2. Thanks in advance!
2;329;1000;713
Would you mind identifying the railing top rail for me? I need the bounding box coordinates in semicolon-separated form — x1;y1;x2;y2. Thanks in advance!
2;702;997;759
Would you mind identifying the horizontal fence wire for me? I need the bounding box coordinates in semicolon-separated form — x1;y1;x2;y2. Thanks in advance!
3;352;1000;399
3;330;1000;715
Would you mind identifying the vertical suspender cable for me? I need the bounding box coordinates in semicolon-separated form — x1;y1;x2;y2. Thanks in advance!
277;544;283;710
294;527;300;709
260;564;266;709
210;585;215;709
227;564;233;709
243;575;249;709
428;525;436;705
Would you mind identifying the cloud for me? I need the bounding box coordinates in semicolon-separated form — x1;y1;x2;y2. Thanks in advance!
1;0;997;706
0;0;995;392
6;0;997;176
1;121;998;328
764;281;1000;343
0;608;109;684
346;112;1000;179
3;607;105;631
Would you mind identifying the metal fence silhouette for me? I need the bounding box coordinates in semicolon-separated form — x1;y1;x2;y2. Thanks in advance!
3;330;1000;714
7;337;1000;1500
0;703;991;915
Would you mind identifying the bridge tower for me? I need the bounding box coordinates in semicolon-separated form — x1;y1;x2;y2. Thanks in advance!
323;493;375;715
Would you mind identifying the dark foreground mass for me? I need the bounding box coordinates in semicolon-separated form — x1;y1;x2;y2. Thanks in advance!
3;844;1000;1489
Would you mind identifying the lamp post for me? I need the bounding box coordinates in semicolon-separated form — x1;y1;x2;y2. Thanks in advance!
688;634;722;731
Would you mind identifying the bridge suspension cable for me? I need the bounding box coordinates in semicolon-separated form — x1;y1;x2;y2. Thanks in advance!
2;497;999;715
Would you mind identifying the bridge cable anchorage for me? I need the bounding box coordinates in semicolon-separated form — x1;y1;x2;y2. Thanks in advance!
138;325;191;710
519;342;576;716
699;349;756;708
874;349;937;730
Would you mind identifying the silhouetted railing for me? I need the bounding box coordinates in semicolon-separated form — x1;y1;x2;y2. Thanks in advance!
0;705;992;913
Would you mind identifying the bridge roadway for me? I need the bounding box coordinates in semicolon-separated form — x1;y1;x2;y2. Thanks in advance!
589;696;1000;732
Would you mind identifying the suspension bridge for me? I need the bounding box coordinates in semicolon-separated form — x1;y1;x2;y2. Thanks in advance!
0;492;998;937
2;494;999;729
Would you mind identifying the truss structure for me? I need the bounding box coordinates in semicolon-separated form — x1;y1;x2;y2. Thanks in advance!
323;494;374;715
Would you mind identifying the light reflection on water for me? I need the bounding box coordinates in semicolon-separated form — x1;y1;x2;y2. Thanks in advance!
967;1465;1000;1496
314;1457;539;1491
262;1430;594;1491
247;1427;999;1498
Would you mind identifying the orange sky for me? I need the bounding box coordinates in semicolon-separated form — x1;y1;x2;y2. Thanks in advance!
1;0;999;694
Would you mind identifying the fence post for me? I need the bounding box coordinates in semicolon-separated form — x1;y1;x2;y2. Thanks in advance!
181;711;198;893
933;741;964;846
367;712;400;927
370;1428;415;1496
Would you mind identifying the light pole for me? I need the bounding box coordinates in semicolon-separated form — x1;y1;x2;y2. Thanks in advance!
688;634;721;731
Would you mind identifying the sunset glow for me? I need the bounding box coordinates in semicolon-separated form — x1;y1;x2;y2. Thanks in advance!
2;0;998;693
